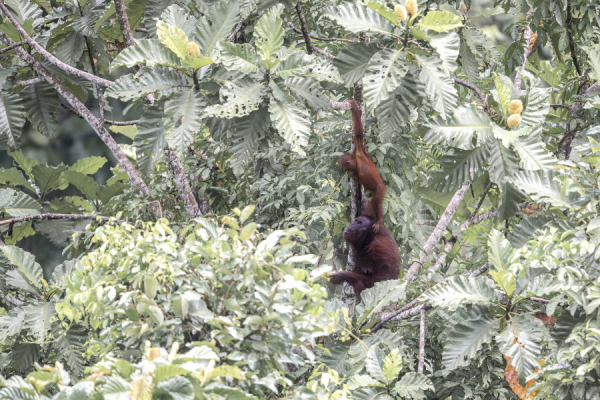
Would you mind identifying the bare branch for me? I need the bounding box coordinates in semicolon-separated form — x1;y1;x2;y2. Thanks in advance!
468;181;493;220
227;19;245;42
530;297;550;303
164;147;202;219
85;38;104;123
288;23;355;43
0;213;132;227
460;209;497;231
405;185;469;283
513;8;534;89
0;31;160;217
135;27;148;33
15;77;43;85
550;104;571;110
469;261;492;277
0;2;113;87
105;118;139;126
453;77;489;114
417;308;426;374
330;99;353;110
428;237;455;275
293;4;335;59
0;40;25;54
114;0;135;47
566;0;581;75
385;302;432;323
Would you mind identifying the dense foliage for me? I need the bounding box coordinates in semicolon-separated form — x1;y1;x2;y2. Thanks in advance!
0;0;600;398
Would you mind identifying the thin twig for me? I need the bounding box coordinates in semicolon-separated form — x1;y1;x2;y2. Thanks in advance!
469;261;492;277
114;0;135;47
550;104;571;110
62;102;138;126
15;77;43;85
135;27;147;33
164;147;202;219
0;213;132;227
293;4;335;59
0;2;113;87
428;238;455;275
372;298;419;332
227;19;245;42
417;308;426;374
0;40;25;54
405;185;469;283
461;209;497;231
566;0;581;75
530;297;550;303
460;181;494;231
513;8;534;89
453;77;489;114
288;23;355;43
85;38;104;123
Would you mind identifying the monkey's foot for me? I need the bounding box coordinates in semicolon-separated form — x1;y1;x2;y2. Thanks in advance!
325;271;337;279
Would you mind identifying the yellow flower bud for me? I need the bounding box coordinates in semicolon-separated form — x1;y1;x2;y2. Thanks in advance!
507;114;521;129
405;0;418;16
188;42;201;56
508;99;523;115
394;4;408;22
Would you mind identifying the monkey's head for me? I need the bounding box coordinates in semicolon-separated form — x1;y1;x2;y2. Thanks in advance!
343;216;374;244
338;154;357;176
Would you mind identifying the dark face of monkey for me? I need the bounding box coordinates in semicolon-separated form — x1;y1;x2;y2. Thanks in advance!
338;154;357;177
343;216;373;243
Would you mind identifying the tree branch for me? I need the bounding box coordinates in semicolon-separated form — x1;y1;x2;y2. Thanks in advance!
0;30;160;217
453;77;489;114
428;237;455;275
293;5;335;59
460;209;497;231
227;19;245;42
469;261;492;277
114;0;135;47
550;104;571;110
0;1;113;87
288;23;355;43
105;118;139;125
404;185;469;283
15;77;43;86
513;8;534;89
164;147;202;219
0;213;132;227
0;40;25;54
566;0;581;75
417;308;426;374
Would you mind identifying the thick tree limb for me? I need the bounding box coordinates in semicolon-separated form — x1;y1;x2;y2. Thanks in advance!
16;77;43;86
114;0;135;47
164;147;202;219
386;302;432;322
469;261;492;277
0;213;131;227
0;31;160;217
453;77;489;114
0;1;113;87
227;19;245;42
0;40;25;54
417;308;426;374
288;23;355;43
461;209;497;232
293;4;335;59
404;185;469;283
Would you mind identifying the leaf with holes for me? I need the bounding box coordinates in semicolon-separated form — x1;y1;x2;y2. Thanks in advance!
106;66;190;101
362;48;407;111
0;188;41;216
205;78;267;119
324;3;398;37
269;98;310;154
424;104;492;150
275;52;315;79
417;10;463;32
415;54;457;120
163;88;205;157
221;42;260;73
254;4;284;69
111;39;182;70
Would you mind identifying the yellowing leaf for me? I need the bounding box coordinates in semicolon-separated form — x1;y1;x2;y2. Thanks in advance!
157;21;189;58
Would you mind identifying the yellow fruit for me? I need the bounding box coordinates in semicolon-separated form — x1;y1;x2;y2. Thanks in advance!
508;99;523;115
394;4;408;21
188;42;201;56
507;114;521;129
405;0;418;16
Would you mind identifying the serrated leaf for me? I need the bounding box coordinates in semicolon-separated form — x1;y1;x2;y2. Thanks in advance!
362;48;407;111
229;108;269;175
417;10;462;32
62;171;99;200
0;90;25;150
98;182;127;204
485;137;519;183
426;31;459;73
101;376;131;399
487;229;515;271
21;82;60;138
254;4;284;69
382;348;403;382
163;88;204;157
206;78;267;119
520;84;550;135
161;4;197;38
489;269;516;297
394;372;434;397
493;73;511;119
1;245;42;294
356;280;406;326
11;342;40;371
324;3;398;37
157;21;189;58
157;376;193;400
284;77;331;110
303;61;343;83
275;52;315;78
134;106;165;175
431;146;488;191
269;98;310;153
0;312;23;341
415;54;457;120
347;374;385;390
69;156;107;175
332;43;379;86
420;276;501;310
424;104;492;150
0;188;41;216
510;170;577;208
55;31;85;66
194;0;240;57
110;125;137;140
442;306;499;370
5;0;42;23
220;42;260;73
0;167;35;192
497;316;542;384
512;134;557;170
106;66;190;101
153;364;190;383
366;2;402;27
24;301;55;343
111;39;182;70
583;44;600;84
35;219;79;246
366;346;386;383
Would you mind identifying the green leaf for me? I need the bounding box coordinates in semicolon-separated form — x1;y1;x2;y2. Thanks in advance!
110;125;137;140
193;0;240;57
431;147;488;191
35;219;79;246
163;88;204;157
347;374;385;390
0;188;41;216
426;31;460;73
414;54;457;120
182;53;214;69
111;39;182;70
220;42;260;73
485;137;519;183
1;245;43;294
442;306;499;370
55;31;85;66
134;106;165;175
520;84;550;134
156;376;193;400
332;43;380;86
9;149;37;178
69;156;107;175
100;376;131;399
362;48;407;111
274;52;315;79
97;0;148;42
375;68;419;136
254;4;285;69
497;316;542;384
228;108;270;175
324;3;398;37
0;312;24;341
583;44;600;84
487;229;515;271
206;78;267;119
210;386;258;400
32;164;68;196
497;181;524;221
106;66;190;101
11;343;40;371
97;183;127;204
20;82;60;138
493;73;511;119
382;348;403;382
153;364;190;383
510;170;577;208
489;269;516;297
512;134;557;170
24;301;55;343
302;61;343;83
0;167;35;192
424;104;492;150
157;21;189;58
366;2;402;27
417;10;462;32
420;276;501;310
5;0;42;23
356;280;406;326
0;90;25;150
366;345;386;383
269;98;311;154
62;171;99;200
160;4;197;38
284;77;331;110
394;372;434;397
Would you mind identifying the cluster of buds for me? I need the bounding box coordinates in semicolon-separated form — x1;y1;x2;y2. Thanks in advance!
394;0;417;22
507;99;523;129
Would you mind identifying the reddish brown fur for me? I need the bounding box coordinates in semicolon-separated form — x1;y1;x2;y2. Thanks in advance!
329;216;400;302
338;100;387;232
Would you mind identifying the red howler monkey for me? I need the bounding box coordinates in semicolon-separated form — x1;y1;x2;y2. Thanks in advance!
338;99;386;232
